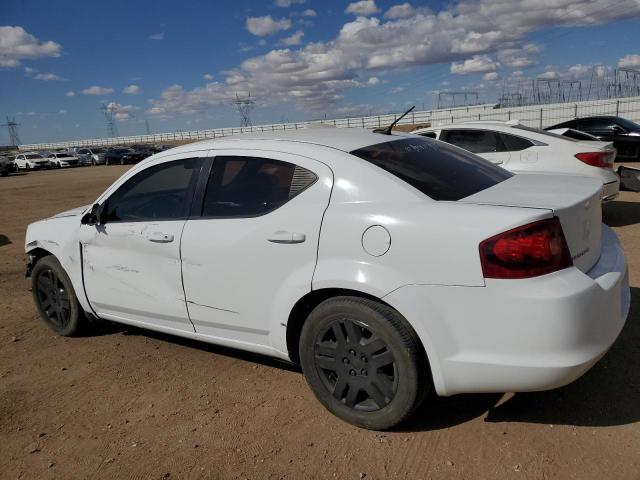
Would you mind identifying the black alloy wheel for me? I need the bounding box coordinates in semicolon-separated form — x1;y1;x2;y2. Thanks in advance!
314;318;398;411
31;255;85;336
35;268;71;330
300;296;429;430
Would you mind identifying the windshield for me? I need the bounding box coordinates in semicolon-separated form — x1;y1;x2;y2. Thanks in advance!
57;153;72;157
92;148;105;153
615;117;640;131
26;154;43;159
350;137;512;201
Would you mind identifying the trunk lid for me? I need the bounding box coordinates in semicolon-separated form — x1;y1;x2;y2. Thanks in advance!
461;174;603;273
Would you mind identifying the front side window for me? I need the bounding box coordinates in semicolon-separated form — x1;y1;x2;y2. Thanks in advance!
578;118;616;133
418;131;437;139
350;137;512;201
440;129;502;153
202;156;317;217
103;158;202;222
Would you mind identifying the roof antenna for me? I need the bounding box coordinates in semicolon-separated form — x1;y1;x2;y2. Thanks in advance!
374;105;415;135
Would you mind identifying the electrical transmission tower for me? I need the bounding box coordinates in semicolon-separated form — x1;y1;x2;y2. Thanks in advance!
232;92;255;127
2;117;21;145
145;119;151;135
101;103;119;138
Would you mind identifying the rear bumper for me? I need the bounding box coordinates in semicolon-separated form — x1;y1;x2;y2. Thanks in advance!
602;178;620;202
384;225;630;396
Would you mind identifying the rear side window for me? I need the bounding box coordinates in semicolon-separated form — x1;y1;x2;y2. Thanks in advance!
441;129;502;153
500;133;534;151
104;158;202;222
350;137;512;201
202;156;317;217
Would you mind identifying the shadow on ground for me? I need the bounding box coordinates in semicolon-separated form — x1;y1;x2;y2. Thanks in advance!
80;288;639;432
604;200;640;227
0;234;10;247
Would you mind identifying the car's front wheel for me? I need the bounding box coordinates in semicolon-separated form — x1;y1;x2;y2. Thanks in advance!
299;296;429;430
32;255;86;336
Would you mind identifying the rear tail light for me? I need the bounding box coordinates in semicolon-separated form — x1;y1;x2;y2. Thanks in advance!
479;218;572;279
575;151;615;169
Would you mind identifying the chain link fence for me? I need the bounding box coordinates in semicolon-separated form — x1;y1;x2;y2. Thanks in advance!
19;96;640;151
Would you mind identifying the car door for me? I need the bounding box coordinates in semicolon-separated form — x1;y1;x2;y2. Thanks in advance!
440;129;510;165
79;156;204;333
180;150;333;350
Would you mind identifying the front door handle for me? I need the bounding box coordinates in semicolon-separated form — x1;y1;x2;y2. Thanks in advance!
146;231;174;243
268;230;306;244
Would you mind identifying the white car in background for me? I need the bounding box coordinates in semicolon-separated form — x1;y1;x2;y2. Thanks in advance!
14;152;50;170
47;152;80;168
413;121;620;201
24;129;629;430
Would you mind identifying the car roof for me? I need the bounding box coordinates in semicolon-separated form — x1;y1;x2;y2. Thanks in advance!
162;128;412;156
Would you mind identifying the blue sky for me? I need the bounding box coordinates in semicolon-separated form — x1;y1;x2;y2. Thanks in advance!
1;0;640;144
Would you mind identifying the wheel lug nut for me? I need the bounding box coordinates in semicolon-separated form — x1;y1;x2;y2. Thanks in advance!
361;369;367;376
361;356;367;363
342;357;350;364
349;369;356;376
349;349;356;356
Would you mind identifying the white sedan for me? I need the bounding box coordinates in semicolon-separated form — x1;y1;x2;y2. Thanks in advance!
25;129;629;430
413;121;620;201
14;152;49;170
47;152;80;168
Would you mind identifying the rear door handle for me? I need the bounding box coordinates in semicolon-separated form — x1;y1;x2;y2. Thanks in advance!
268;231;306;244
146;232;174;243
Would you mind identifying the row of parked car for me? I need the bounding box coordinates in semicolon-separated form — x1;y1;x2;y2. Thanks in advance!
0;144;173;175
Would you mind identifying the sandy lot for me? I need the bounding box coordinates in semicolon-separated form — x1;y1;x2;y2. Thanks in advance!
0;165;639;480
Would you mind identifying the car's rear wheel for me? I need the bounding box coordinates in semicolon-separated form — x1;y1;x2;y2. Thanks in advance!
32;255;86;336
299;296;429;430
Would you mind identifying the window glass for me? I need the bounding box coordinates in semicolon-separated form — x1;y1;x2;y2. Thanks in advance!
418;131;437;139
577;118;616;132
440;129;501;153
500;133;533;151
104;158;201;222
350;137;512;201
202;156;317;217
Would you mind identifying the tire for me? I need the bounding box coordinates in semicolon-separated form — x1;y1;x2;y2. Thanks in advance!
105;158;110;166
299;296;429;430
120;157;125;165
92;159;96;166
31;255;86;336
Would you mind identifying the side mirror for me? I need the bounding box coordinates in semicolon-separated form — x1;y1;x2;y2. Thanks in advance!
81;203;102;225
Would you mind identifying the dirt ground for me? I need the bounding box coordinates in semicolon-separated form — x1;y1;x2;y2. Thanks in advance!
0;165;639;480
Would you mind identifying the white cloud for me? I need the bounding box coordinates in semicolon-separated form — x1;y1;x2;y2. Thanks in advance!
58;109;67;114
246;16;291;36
367;76;380;85
389;86;405;94
302;9;317;17
66;91;75;97
384;3;415;19
203;73;214;80
149;32;165;40
618;54;640;68
345;0;380;16
483;72;499;81
275;0;305;6
451;55;498;75
148;0;640;116
82;86;114;96
34;72;63;81
258;39;267;46
123;84;140;94
105;102;140;121
538;70;558;80
511;70;524;77
24;66;36;75
0;26;61;68
497;43;541;68
279;30;304;46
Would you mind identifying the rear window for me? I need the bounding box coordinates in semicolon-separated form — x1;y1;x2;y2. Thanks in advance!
350;137;512;201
